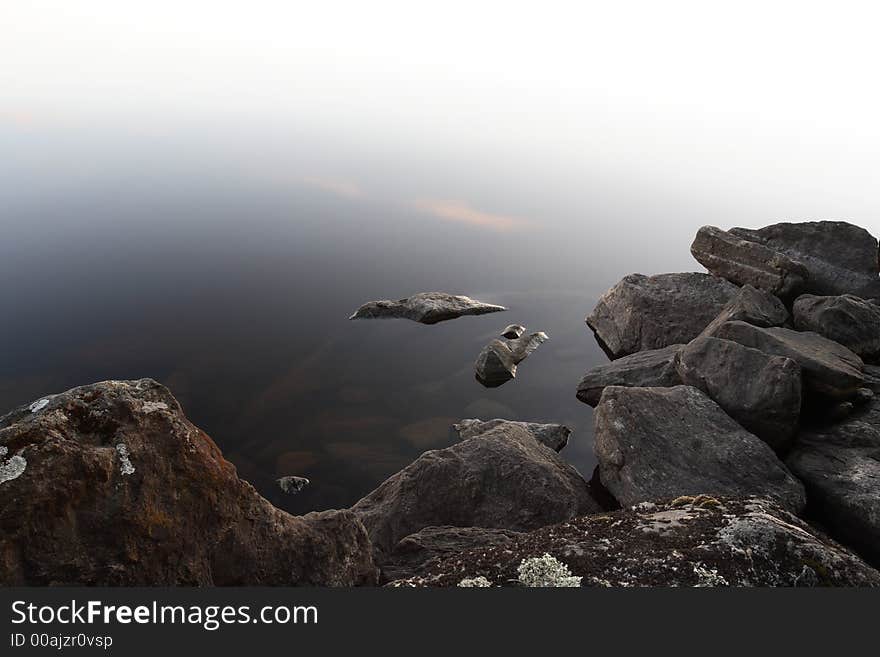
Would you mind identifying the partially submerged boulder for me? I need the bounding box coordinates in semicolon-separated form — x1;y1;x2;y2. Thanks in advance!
793;294;880;362
393;497;880;587
700;284;790;338
676;336;802;451
474;331;548;388
729;221;880;298
691;225;809;298
593;386;806;513
277;475;310;495
576;344;683;407
0;380;377;586
786;398;880;566
586;273;737;359
713;321;864;400
452;418;570;452
349;292;506;324
351;421;599;563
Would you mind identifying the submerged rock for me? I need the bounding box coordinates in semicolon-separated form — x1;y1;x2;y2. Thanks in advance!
392;497;880;587
0;380;377;586
691;225;809;298
351;421;599;564
729;221;880;298
793;294;880;362
586;273;737;359
277;475;310;495
452;418;570;452
676;336;802;451
576;344;683;407
474;331;548;388
786;398;880;566
593;386;806;513
349;292;506;324
700;284;790;338
501;324;525;339
713;321;864;400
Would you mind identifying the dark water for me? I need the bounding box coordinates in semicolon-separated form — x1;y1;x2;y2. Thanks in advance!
1;121;704;514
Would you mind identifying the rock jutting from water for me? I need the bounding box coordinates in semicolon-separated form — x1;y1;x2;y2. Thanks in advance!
501;324;526;339
474;330;549;388
278;475;310;495
452;418;570;452
349;292;506;324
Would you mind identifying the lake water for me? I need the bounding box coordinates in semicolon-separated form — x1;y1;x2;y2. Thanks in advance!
0;117;839;513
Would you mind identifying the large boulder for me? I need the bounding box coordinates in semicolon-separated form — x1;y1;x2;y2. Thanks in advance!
351;422;599;563
576;344;683;407
793;294;880;362
0;380;377;586
349;292;506;324
728;221;880;297
786;399;880;566
586;273;738;359
392;497;880;587
700;284;790;338
676;336;802;451
452;418;570;452
382;525;524;582
593;386;806;513
713;321;864;400
691;225;809;298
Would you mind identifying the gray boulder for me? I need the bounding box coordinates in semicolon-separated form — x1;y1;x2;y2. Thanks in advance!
593;385;806;513
786;398;880;566
393;497;880;587
793;294;880;362
352;421;599;563
586;273;738;359
474;332;548;388
676;336;802;451
700;284;790;338
691;225;809;297
277;475;310;495
349;292;506;324
713;321;864;400
576;344;683;407
452;418;570;452
729;221;880;297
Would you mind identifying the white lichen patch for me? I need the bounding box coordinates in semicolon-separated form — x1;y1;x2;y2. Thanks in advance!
517;553;582;587
29;398;51;413
636;508;695;535
141;401;169;414
0;446;27;484
458;576;492;587
692;563;729;587
115;443;135;475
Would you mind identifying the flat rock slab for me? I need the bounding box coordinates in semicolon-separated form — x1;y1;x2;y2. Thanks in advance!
676;336;802;451
786;398;880;566
714;321;864;400
793;294;880;362
700;284;790;338
349;292;506;324
383;525;524;582
392;497;880;587
691;225;809;297
0;380;377;586
474;332;548;388
729;221;880;298
586;272;738;359
576;344;684;407
593;385;806;513
351;421;599;564
453;418;571;452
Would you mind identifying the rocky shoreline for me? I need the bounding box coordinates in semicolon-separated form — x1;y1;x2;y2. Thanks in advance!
2;220;879;587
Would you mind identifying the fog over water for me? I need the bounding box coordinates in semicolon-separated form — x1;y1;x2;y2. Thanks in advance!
3;1;880;511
